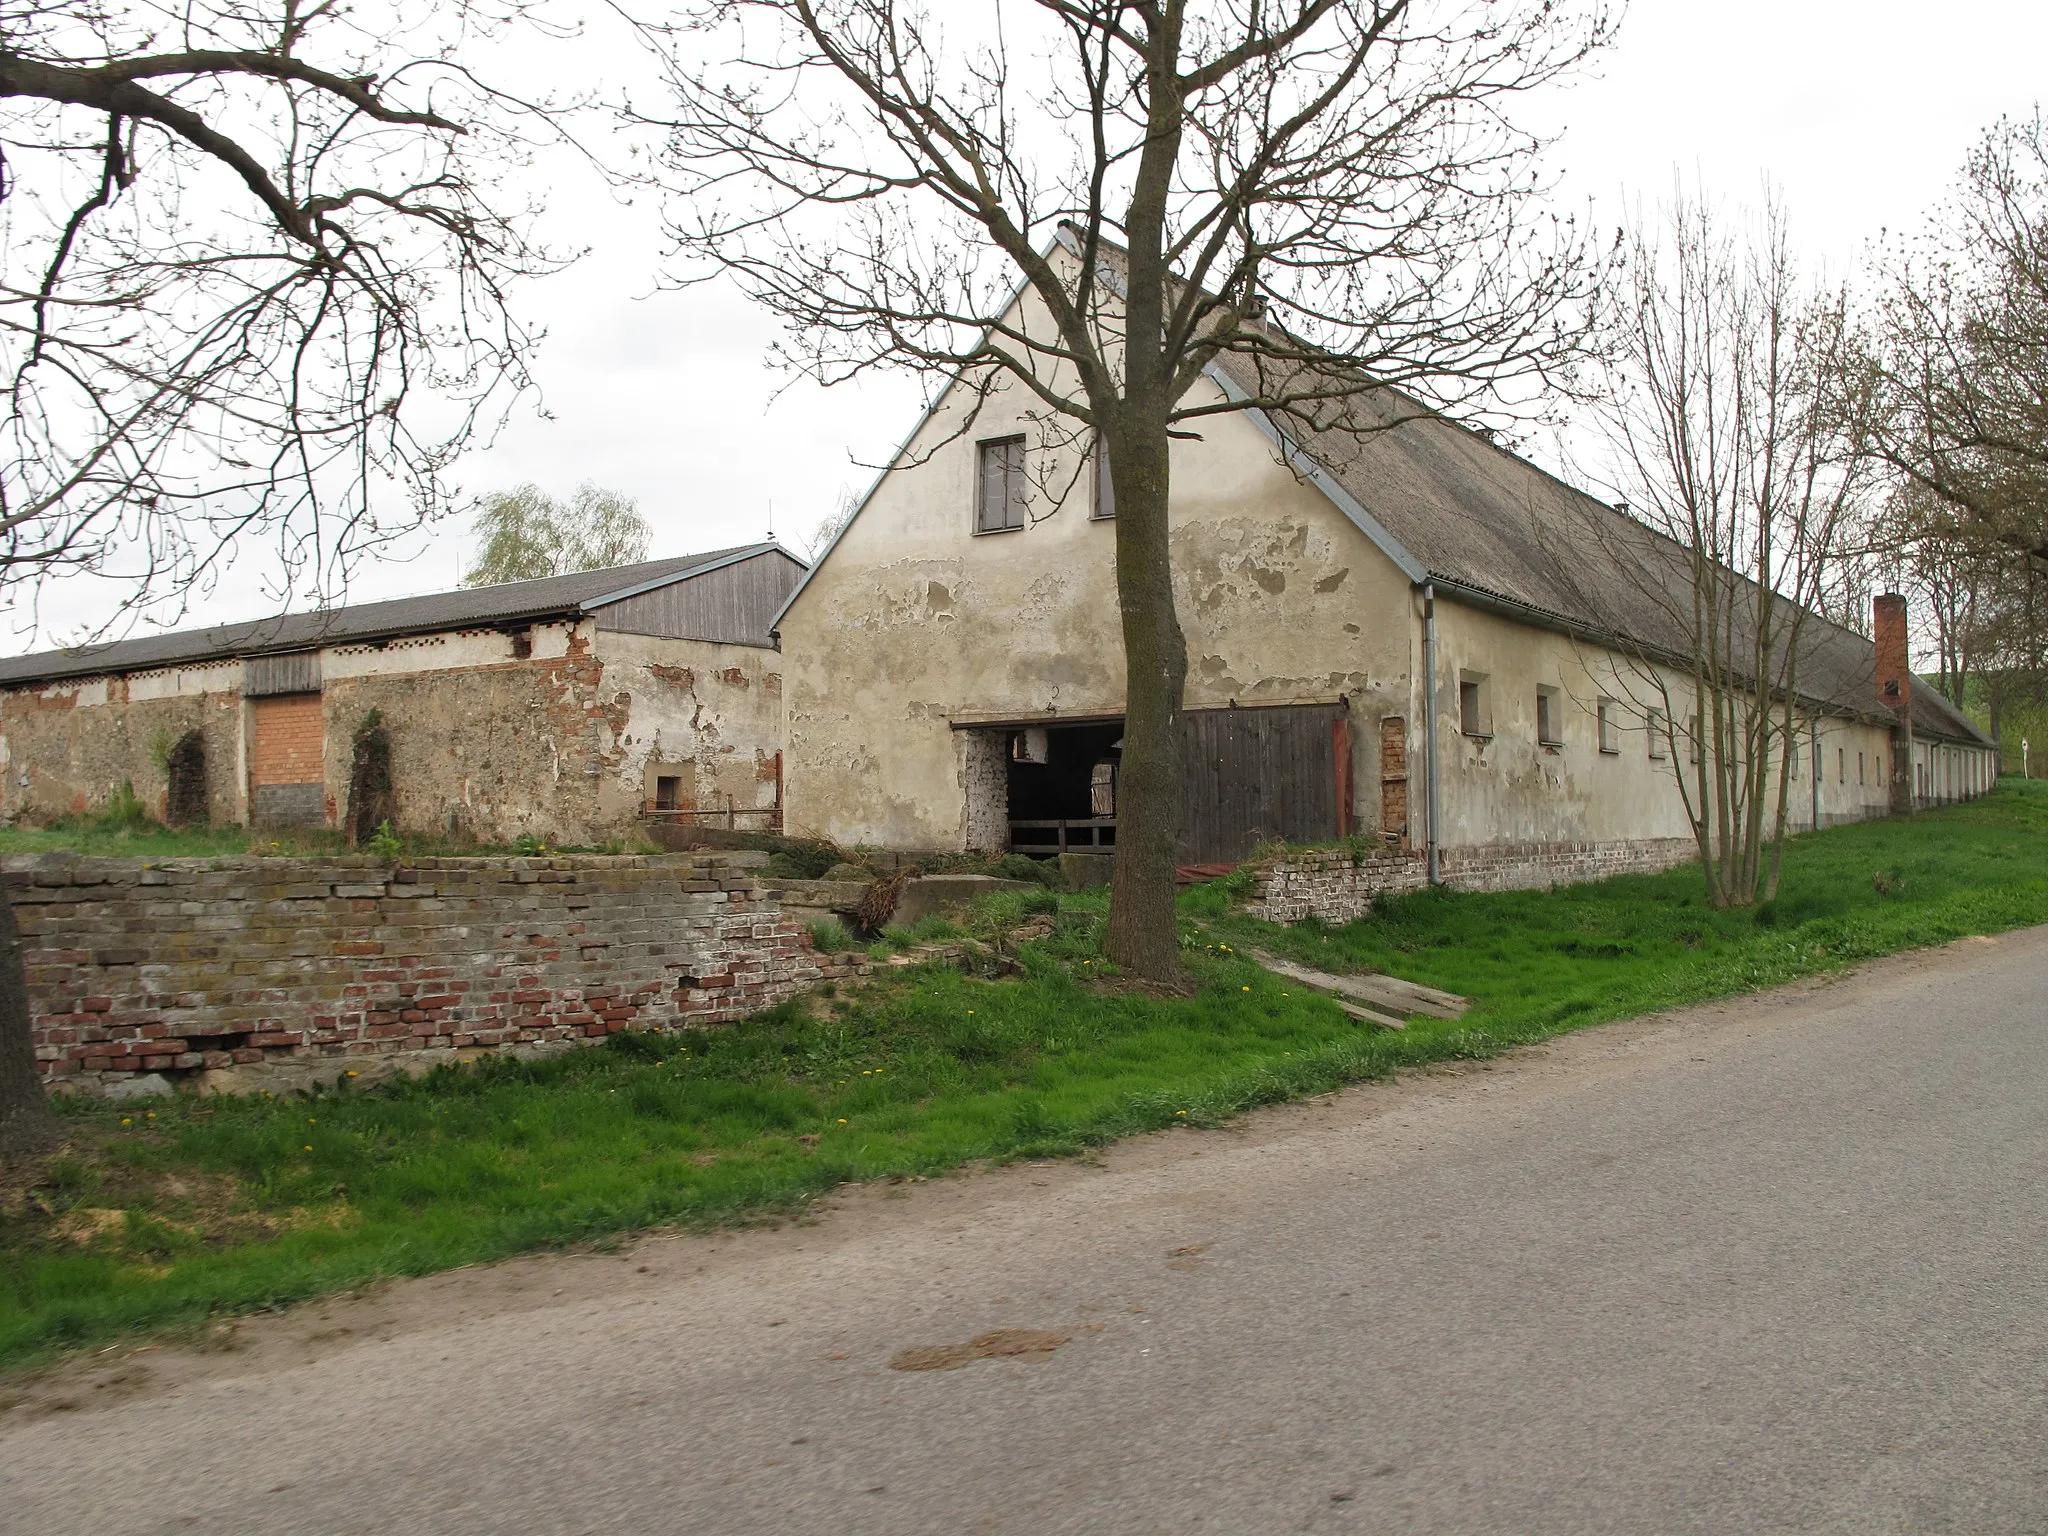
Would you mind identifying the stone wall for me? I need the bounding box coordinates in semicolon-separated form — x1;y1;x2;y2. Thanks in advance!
5;850;863;1097
1244;837;1700;925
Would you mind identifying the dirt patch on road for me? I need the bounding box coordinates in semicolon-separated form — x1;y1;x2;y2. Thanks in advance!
889;1327;1072;1371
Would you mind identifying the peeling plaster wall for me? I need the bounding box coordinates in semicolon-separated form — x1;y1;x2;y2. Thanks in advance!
779;332;1419;850
1;662;243;824
2;623;785;845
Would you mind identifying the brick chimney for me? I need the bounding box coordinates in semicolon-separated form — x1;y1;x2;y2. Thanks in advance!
1874;592;1913;812
1873;593;1910;715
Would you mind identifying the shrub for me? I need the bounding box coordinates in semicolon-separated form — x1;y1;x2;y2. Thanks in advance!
806;917;858;954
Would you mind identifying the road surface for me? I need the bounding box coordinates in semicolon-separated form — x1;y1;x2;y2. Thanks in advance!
5;928;2047;1534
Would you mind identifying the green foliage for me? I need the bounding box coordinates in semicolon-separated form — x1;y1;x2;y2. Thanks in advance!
145;727;179;775
4;781;2045;1368
366;821;404;858
806;917;858;954
511;832;550;857
464;483;651;587
96;780;154;835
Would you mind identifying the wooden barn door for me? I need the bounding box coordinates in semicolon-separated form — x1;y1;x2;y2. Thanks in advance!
1178;703;1348;864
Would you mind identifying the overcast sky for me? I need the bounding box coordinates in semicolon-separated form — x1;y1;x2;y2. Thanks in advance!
17;0;2048;651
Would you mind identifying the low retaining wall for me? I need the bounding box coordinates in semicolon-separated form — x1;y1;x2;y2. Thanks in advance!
1246;837;1699;925
5;850;863;1098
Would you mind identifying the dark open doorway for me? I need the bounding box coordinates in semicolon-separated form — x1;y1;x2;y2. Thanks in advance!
1006;721;1122;853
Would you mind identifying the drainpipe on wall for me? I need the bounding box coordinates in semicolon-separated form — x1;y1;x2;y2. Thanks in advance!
1810;716;1821;831
1423;583;1441;886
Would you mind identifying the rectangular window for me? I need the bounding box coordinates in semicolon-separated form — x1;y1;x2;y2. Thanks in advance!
976;435;1028;533
1789;736;1799;780
510;628;533;661
1537;687;1562;747
1091;440;1115;520
1648;708;1668;760
654;775;681;812
1459;674;1490;738
1688;714;1701;764
1858;751;1865;786
1597;700;1619;755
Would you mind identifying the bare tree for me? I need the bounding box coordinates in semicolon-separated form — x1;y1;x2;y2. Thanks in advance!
1585;193;1875;907
0;0;567;637
1867;112;2048;553
464;482;653;585
0;0;567;1154
638;0;1610;979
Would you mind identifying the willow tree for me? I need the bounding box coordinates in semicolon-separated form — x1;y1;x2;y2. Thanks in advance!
0;0;562;1155
643;0;1609;979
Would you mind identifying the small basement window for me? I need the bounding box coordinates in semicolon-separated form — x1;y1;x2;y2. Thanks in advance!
1536;687;1562;747
976;434;1028;533
1597;699;1619;754
1459;672;1491;739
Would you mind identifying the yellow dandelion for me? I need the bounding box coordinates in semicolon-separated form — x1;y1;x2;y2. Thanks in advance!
121;1116;132;1125
837;1118;848;1124
303;1145;313;1152
345;1070;359;1078
147;1111;157;1119
1241;985;1252;992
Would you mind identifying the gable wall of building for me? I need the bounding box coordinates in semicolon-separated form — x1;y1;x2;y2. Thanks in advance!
778;352;1422;852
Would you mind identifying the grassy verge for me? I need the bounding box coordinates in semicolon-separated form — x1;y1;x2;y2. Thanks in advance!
4;780;2046;1371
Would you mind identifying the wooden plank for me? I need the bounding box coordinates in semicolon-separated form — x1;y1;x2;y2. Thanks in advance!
1251;951;1469;1020
1336;999;1406;1031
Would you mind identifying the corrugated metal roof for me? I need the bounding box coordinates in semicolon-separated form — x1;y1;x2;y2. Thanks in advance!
0;543;785;686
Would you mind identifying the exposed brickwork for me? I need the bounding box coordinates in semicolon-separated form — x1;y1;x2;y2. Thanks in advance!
1245;837;1700;924
4;851;869;1097
249;694;325;786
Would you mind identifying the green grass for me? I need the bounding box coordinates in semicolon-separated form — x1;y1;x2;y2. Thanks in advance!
4;779;2047;1371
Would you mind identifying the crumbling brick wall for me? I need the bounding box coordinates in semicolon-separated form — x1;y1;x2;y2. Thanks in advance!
1245;837;1699;923
5;851;859;1097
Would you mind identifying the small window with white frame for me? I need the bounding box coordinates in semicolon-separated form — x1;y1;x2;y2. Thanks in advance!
976;434;1028;534
1597;699;1620;754
1536;686;1562;747
1647;707;1668;760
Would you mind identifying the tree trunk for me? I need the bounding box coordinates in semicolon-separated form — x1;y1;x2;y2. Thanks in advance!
0;888;58;1162
1103;413;1189;983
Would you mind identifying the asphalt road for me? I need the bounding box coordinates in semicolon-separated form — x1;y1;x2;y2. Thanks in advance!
6;928;2048;1535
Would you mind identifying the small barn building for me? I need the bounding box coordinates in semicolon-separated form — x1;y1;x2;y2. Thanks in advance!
0;544;804;844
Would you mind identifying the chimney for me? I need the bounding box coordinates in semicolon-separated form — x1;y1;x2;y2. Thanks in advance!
1874;592;1914;813
1874;593;1910;715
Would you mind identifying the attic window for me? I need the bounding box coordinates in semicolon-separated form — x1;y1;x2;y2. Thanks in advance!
1091;440;1115;520
976;435;1028;533
509;628;533;660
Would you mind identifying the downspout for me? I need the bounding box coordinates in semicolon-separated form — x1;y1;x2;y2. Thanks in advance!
1423;583;1441;886
1810;716;1821;831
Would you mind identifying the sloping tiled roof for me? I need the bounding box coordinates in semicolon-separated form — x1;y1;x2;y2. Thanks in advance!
1207;351;1992;748
0;543;780;687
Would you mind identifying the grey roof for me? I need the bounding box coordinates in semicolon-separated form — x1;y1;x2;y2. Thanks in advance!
0;543;786;687
1207;352;1992;748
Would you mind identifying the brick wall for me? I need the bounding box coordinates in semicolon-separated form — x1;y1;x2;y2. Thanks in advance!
1245;837;1699;924
4;851;864;1097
